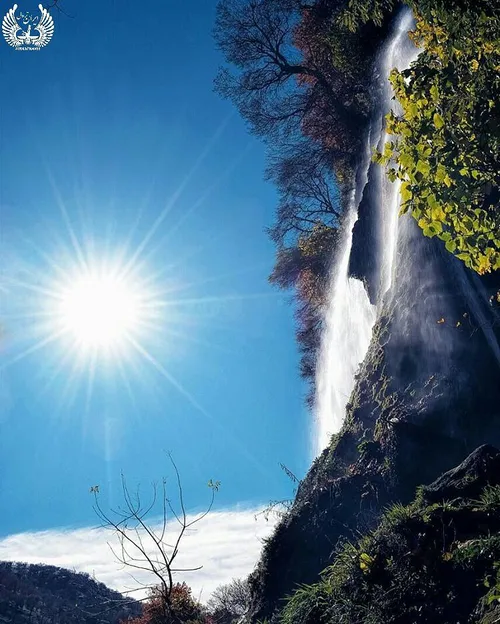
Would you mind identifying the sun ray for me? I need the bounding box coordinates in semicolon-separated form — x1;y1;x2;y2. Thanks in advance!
45;165;87;271
36;344;77;398
122;116;232;276
2;329;66;369
156;292;286;308
158;326;235;355
126;335;213;418
3;275;64;301
144;139;254;254
85;350;98;415
126;335;272;480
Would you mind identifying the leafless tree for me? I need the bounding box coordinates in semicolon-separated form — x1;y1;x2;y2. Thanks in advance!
266;141;342;246
207;578;252;623
92;455;220;622
214;0;362;142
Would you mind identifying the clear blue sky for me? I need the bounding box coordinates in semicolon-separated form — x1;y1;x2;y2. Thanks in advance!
0;0;310;537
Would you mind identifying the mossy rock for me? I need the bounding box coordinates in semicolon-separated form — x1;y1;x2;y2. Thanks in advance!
280;446;500;624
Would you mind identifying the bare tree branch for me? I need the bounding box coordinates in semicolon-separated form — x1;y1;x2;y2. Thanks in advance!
46;0;74;18
91;456;219;622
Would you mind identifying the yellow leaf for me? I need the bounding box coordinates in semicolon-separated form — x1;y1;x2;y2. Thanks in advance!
433;113;445;129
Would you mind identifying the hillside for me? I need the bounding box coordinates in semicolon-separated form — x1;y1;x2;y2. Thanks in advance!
281;445;500;624
0;561;140;624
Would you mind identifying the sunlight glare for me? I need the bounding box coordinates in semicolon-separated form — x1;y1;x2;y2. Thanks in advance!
56;270;145;353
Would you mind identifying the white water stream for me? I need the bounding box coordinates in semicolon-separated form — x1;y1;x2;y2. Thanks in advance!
314;9;418;454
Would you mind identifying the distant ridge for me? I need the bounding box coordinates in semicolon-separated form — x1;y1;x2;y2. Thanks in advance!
0;561;140;624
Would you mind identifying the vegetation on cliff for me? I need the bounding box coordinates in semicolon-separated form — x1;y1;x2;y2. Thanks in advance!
378;0;500;273
280;445;500;624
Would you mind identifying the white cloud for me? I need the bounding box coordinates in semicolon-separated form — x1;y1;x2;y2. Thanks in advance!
0;507;278;603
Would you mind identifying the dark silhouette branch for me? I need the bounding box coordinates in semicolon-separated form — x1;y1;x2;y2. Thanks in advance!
92;455;219;622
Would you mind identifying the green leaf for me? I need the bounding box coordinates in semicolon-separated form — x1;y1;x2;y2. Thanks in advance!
431;205;446;221
433;113;445;129
416;160;431;176
399;153;413;169
423;221;443;237
435;164;447;183
401;182;413;203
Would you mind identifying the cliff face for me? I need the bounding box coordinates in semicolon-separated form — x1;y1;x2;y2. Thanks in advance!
248;206;500;623
280;445;500;624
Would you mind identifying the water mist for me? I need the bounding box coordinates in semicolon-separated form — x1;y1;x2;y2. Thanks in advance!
314;9;418;454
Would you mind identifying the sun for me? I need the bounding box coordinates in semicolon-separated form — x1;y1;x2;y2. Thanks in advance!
56;271;144;353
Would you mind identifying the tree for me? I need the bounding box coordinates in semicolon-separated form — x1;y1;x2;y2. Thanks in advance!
214;0;395;398
266;141;342;247
377;0;500;274
122;583;207;624
92;455;220;624
270;224;338;400
340;0;396;31
207;578;251;623
214;0;365;152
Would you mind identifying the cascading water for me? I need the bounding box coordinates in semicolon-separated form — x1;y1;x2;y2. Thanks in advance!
314;139;376;454
378;11;419;297
314;9;418;455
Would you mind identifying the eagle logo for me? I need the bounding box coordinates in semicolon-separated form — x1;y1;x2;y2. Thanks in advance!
2;4;54;50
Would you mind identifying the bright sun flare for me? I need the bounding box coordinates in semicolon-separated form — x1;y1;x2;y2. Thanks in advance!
57;272;145;352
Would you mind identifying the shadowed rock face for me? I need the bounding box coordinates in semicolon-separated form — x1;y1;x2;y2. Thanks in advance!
349;163;383;304
275;445;500;624
248;330;500;624
421;444;500;504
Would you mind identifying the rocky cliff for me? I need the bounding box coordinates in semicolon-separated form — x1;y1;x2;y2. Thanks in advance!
280;444;500;623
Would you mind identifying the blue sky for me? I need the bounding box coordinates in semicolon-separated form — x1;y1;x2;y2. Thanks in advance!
0;0;310;541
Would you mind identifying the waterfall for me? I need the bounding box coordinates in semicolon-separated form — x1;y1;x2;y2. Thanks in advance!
314;9;417;455
314;138;376;454
378;10;419;297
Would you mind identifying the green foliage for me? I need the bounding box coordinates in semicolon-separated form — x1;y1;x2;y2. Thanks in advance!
341;0;396;31
280;580;332;624
477;485;500;511
359;551;376;573
382;501;415;527
377;4;500;274
280;480;500;623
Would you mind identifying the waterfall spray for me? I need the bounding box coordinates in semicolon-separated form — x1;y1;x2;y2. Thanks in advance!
314;9;417;455
314;138;376;454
